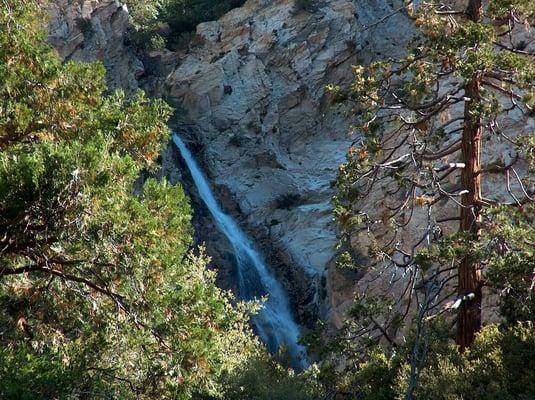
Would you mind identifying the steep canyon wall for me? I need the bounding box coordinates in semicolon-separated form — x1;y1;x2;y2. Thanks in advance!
46;0;415;328
146;0;414;326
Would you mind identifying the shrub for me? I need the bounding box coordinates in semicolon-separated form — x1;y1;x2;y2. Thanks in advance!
76;17;94;39
122;0;247;51
222;353;324;400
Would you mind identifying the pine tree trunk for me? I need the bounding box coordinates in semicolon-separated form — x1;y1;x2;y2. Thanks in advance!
456;0;484;352
457;73;483;350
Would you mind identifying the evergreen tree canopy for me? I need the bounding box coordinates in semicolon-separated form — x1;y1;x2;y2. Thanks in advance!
327;0;535;397
0;2;256;398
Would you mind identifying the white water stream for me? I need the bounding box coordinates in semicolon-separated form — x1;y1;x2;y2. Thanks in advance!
172;134;308;369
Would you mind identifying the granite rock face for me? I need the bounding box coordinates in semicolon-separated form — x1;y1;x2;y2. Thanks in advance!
44;0;416;327
146;0;413;325
47;0;143;94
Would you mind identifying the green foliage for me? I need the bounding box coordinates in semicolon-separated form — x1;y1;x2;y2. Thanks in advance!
336;250;357;269
0;1;258;398
482;205;535;323
162;0;245;50
123;0;163;30
221;353;324;400
326;0;535;397
488;0;535;17
163;0;245;35
519;133;535;169
124;0;247;50
327;320;535;400
0;345;84;400
335;346;401;400
121;0;170;50
401;323;535;400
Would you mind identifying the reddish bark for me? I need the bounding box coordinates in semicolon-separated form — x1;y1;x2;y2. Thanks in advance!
456;0;485;352
467;0;483;21
457;72;483;350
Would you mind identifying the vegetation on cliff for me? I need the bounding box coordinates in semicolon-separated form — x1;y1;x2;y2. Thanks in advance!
124;0;246;50
124;0;318;50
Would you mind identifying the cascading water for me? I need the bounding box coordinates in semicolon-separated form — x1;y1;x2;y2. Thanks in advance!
172;133;308;369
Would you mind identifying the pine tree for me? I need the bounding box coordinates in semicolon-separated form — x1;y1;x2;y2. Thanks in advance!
329;0;535;396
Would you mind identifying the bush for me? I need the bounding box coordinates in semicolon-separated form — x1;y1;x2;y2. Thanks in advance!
329;321;535;400
124;0;247;50
163;0;246;35
129;28;166;51
0;345;87;400
222;354;324;400
76;17;94;39
0;2;258;398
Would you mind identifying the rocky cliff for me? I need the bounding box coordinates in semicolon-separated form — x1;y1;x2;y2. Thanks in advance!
45;0;415;328
144;0;413;325
47;0;143;94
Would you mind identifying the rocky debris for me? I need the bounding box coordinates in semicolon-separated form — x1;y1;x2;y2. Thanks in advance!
145;0;413;325
47;0;143;94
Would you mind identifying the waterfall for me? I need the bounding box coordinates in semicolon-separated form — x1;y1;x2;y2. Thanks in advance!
172;134;308;369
